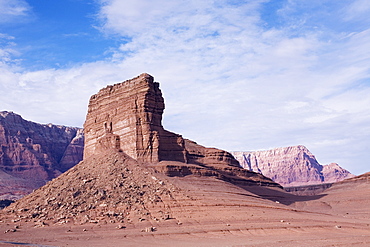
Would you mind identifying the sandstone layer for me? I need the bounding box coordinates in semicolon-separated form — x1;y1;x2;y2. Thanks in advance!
231;145;354;187
0;111;84;200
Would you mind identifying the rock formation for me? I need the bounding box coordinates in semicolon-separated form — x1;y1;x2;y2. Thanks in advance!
231;145;354;187
1;73;280;225
84;73;240;169
0;111;84;200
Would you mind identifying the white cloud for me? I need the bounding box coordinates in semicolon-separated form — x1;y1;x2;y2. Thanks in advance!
98;0;181;36
96;0;369;175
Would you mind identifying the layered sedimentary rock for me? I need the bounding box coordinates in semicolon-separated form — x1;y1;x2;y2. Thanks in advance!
232;145;354;186
84;73;241;169
0;111;84;199
322;163;355;183
84;73;169;162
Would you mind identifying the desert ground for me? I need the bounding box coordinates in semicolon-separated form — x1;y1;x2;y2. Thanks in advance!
0;172;369;247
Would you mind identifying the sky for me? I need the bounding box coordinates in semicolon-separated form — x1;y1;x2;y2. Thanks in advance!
0;0;369;175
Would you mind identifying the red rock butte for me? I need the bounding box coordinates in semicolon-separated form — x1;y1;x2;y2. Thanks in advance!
84;73;239;168
84;73;187;163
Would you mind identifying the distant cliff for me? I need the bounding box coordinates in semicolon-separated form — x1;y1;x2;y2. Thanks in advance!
231;145;354;187
0;111;84;200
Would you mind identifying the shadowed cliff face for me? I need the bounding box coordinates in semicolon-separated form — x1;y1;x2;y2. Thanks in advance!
0;111;84;200
232;146;354;187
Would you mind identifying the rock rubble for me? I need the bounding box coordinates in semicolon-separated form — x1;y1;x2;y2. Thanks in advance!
3;150;188;225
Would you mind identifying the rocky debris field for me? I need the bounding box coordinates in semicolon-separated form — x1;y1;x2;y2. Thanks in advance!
1;150;192;226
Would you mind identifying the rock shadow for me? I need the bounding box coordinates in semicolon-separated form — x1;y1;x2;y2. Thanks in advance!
234;182;328;206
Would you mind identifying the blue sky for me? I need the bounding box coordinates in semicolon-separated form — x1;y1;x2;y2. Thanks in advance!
1;0;117;69
1;0;369;175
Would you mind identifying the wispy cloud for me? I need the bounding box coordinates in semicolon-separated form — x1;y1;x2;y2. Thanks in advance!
62;32;90;38
343;0;370;23
0;0;31;23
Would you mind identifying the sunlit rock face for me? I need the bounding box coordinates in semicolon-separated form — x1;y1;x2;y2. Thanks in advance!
322;163;355;183
232;145;354;186
0;111;83;199
84;73;186;163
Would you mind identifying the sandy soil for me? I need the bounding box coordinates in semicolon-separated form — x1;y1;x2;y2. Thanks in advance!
0;173;369;247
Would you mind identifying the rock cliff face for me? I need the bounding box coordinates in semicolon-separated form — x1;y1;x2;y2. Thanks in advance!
59;129;84;171
84;73;168;162
0;111;84;199
231;145;354;187
322;163;355;183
